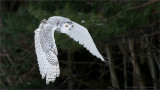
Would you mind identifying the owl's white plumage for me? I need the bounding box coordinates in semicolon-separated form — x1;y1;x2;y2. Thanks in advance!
34;23;60;84
34;16;106;84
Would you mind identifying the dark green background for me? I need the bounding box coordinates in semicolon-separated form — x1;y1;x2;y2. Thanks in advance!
0;1;159;89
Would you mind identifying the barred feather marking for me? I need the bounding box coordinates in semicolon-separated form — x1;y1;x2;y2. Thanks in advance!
34;23;60;85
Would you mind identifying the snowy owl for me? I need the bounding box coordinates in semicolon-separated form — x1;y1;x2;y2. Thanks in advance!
34;16;106;84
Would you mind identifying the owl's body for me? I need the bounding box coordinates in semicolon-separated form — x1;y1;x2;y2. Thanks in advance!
34;16;106;84
48;16;69;26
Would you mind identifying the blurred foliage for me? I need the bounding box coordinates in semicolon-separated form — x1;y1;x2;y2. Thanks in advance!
0;1;159;89
1;1;158;52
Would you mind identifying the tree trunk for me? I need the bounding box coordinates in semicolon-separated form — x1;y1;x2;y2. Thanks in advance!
145;37;159;90
118;41;128;89
147;51;158;90
68;50;73;89
129;38;146;90
106;45;120;89
123;53;127;89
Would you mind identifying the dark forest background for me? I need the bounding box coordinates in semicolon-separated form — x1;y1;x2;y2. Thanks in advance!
0;0;159;89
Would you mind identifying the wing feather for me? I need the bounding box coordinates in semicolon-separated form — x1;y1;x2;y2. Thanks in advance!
66;22;105;61
34;23;60;85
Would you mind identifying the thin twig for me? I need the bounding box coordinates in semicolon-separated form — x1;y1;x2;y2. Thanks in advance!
129;0;158;10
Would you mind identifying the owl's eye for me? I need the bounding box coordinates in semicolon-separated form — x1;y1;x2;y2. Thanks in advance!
65;25;68;27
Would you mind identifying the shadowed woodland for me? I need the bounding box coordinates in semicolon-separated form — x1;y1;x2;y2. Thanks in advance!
0;0;159;89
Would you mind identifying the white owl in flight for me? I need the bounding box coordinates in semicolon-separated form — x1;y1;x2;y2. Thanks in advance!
34;16;106;84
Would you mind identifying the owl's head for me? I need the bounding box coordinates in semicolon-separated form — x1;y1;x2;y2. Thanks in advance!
59;20;74;34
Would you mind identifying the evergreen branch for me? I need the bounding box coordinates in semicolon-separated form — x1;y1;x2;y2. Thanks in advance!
129;0;159;10
104;20;160;43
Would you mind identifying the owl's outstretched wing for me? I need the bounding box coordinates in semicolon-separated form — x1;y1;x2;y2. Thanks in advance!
66;21;105;62
34;22;60;85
